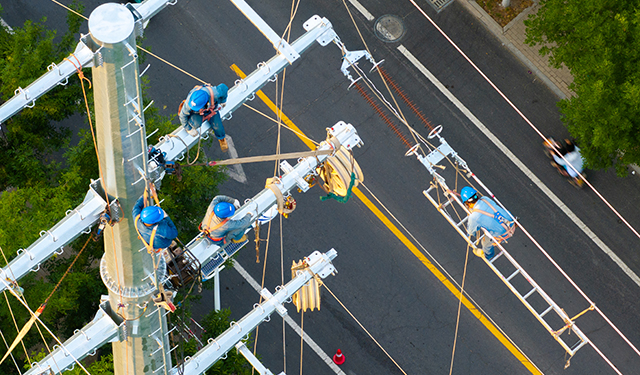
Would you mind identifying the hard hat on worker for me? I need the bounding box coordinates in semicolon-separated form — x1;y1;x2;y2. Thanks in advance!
461;186;478;203
141;206;164;225
189;89;210;111
214;202;235;219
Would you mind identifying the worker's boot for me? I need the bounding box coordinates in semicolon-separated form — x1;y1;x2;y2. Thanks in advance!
231;234;248;243
219;137;229;152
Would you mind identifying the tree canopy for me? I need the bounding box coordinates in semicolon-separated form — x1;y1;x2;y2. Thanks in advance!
0;4;227;374
525;0;640;175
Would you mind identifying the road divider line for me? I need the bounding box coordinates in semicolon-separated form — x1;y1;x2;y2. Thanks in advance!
397;44;640;288
231;63;542;375
347;0;375;21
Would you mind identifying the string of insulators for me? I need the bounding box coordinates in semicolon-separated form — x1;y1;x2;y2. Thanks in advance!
353;82;412;148
378;67;435;130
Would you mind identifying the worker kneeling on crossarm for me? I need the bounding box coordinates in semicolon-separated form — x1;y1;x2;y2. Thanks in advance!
200;195;252;245
461;186;515;260
133;196;179;252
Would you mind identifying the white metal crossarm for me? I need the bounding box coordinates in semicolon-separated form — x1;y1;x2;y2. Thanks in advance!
0;182;109;293
152;14;339;163
23;301;123;375
409;130;590;357
170;249;338;375
186;121;362;280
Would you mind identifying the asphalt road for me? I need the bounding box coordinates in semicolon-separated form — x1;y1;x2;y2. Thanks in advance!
4;0;640;374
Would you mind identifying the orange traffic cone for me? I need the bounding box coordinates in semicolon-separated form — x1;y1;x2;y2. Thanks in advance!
333;349;345;365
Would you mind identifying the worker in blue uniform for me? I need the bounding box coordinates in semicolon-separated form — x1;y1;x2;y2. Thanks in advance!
200;195;252;245
179;83;229;151
461;186;515;260
132;196;178;252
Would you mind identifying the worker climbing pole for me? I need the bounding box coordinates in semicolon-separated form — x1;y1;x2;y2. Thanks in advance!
405;125;591;359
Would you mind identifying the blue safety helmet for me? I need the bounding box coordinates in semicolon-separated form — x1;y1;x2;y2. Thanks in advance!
214;202;235;219
141;206;164;225
460;186;478;203
189;89;210;111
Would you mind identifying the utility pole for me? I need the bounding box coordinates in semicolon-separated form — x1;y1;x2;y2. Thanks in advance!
88;3;171;374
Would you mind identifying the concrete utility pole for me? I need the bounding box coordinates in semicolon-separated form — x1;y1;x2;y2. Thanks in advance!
88;3;171;375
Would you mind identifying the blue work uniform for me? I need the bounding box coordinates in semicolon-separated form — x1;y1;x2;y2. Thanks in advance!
553;147;584;178
179;84;228;140
466;197;515;256
132;197;178;251
200;195;251;244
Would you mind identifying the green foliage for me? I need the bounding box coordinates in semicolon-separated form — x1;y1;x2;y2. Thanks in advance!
525;0;640;175
198;309;253;375
0;1;87;189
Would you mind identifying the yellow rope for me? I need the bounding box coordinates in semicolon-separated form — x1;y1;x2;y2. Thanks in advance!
137;46;209;85
448;243;471;375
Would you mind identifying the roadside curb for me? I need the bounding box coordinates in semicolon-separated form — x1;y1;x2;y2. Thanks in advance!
456;0;567;100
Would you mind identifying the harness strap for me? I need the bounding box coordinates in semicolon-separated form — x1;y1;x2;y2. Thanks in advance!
472;198;515;242
199;216;230;241
135;215;160;253
192;84;218;121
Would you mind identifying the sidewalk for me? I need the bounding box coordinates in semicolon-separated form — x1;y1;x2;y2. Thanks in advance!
457;0;574;99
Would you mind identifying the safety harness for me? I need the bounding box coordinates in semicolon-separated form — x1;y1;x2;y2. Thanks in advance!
179;84;218;121
199;214;230;243
472;197;516;242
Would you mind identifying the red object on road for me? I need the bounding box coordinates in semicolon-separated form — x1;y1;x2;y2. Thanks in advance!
333;349;345;365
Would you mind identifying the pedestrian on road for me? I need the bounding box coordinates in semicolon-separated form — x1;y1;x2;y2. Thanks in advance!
461;186;515;260
179;83;229;152
132;196;178;252
200;195;252;245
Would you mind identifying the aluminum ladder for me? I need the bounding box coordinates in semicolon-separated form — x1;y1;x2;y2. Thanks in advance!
407;126;590;356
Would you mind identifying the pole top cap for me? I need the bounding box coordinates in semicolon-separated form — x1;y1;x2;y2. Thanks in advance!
89;3;135;44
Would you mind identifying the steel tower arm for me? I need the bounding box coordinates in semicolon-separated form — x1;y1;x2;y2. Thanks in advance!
23;300;123;375
184;121;361;279
152;15;338;163
0;0;173;126
170;249;338;375
0;42;94;125
0;181;112;293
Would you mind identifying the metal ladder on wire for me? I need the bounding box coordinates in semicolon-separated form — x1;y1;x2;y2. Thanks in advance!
407;126;590;357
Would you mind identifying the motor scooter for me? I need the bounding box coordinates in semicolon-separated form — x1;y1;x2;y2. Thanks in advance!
543;137;586;189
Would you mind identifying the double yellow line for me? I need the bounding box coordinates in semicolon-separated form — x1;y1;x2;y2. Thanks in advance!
230;64;541;374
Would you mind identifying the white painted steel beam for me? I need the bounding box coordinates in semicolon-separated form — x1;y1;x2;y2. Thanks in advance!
0;42;94;125
0;184;107;293
185;121;361;278
153;15;337;162
229;0;300;63
170;249;337;375
24;301;122;375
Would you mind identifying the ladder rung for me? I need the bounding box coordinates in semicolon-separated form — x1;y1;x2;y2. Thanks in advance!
523;287;537;300
455;215;469;225
489;250;503;264
506;269;521;282
540;305;554;318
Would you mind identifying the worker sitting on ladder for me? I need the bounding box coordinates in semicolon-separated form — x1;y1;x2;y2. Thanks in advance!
461;186;516;260
199;195;252;245
132;196;179;252
179;83;229;152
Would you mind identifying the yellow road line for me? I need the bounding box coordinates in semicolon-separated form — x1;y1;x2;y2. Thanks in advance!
230;64;541;374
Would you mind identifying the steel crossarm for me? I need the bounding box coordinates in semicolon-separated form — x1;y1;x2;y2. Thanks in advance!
0;182;108;293
185;121;361;277
170;249;338;375
152;14;338;162
23;301;123;375
0;42;94;125
0;0;173;126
